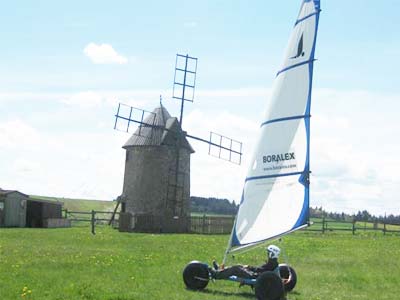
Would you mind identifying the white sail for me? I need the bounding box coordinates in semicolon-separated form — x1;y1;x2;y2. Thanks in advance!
228;0;321;253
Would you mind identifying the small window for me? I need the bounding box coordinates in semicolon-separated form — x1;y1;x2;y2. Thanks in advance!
0;202;4;210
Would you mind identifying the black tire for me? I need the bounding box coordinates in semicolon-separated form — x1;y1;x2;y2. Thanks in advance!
279;264;297;292
254;271;284;300
182;261;209;290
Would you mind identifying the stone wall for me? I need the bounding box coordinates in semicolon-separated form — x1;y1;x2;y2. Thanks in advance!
121;145;191;232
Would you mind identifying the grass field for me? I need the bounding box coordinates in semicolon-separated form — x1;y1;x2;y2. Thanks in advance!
0;226;399;300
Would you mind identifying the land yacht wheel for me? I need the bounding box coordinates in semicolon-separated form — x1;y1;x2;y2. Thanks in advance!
254;271;284;300
182;261;209;290
279;264;297;292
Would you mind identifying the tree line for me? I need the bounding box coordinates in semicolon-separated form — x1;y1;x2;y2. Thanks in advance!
310;207;400;225
191;197;400;225
190;196;238;215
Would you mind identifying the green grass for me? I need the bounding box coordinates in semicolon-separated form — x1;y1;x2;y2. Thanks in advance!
0;227;399;300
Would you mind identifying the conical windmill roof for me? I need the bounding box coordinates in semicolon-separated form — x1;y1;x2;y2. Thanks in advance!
123;105;194;153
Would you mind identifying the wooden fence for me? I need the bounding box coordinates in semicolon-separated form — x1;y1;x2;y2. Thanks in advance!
190;215;235;234
308;218;400;235
189;216;400;235
64;209;119;234
63;210;400;236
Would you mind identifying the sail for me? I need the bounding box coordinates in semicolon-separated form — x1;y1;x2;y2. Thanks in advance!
228;0;321;253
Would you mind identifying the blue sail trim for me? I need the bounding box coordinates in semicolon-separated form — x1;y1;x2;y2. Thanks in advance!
276;59;314;77
231;192;243;246
292;2;320;231
291;188;309;229
245;171;304;183
231;221;241;246
260;114;310;128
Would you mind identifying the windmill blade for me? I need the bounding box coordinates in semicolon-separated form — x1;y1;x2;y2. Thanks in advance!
114;103;157;136
186;132;243;165
172;53;198;127
208;132;242;165
172;54;198;103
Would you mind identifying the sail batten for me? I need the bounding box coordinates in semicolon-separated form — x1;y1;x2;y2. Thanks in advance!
246;171;304;182
276;59;315;77
229;224;310;253
295;11;320;26
261;114;310;127
226;0;320;254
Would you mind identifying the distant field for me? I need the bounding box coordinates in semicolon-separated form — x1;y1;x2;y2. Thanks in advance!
30;196;231;217
30;195;116;212
0;226;399;300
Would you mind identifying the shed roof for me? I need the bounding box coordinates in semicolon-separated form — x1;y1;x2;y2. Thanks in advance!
28;198;64;206
123;105;194;153
0;189;63;206
0;188;29;198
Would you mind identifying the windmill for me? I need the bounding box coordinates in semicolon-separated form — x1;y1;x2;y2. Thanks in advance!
113;54;242;233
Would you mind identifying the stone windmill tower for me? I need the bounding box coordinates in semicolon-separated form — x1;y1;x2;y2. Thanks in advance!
114;54;242;233
120;104;194;233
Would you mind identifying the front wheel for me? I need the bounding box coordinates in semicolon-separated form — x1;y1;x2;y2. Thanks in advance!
182;261;209;290
254;271;284;300
279;264;297;292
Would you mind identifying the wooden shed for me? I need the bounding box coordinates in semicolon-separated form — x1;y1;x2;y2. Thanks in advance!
0;189;28;227
0;188;69;228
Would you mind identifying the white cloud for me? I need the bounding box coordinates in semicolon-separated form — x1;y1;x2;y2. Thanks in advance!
83;43;128;64
0;90;158;109
0;92;66;103
184;109;259;201
0;120;42;150
59;90;160;110
308;88;400;215
12;159;41;173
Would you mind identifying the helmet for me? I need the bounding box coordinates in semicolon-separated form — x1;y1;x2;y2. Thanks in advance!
266;245;280;259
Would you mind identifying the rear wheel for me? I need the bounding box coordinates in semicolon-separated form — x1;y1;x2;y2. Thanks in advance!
254;271;284;300
279;264;297;292
182;261;209;290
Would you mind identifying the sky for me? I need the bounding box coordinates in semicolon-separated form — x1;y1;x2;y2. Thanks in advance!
1;0;399;216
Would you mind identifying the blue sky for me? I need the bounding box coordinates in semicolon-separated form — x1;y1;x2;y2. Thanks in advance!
1;0;399;215
2;0;399;91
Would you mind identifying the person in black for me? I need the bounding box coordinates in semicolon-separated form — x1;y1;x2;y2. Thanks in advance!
212;245;281;280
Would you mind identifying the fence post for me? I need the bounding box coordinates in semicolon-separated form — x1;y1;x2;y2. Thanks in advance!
64;208;68;219
91;210;96;235
352;220;356;235
322;217;325;234
383;222;386;235
202;214;206;234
